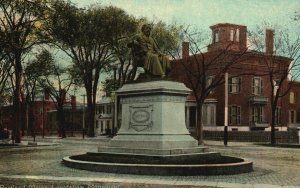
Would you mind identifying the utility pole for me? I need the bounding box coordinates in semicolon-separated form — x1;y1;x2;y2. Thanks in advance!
71;95;75;137
112;66;117;137
42;94;45;139
0;106;3;142
224;72;228;146
82;94;85;139
26;103;28;137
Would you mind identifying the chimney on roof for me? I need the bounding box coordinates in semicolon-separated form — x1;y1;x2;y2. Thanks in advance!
265;29;274;55
182;41;189;58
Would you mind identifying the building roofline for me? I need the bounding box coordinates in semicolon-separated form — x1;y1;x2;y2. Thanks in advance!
172;49;292;63
210;23;247;29
246;50;293;61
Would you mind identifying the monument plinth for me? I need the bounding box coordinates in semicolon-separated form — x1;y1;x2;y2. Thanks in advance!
99;80;205;155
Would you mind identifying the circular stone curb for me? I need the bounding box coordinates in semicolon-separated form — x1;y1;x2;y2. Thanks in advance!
62;156;253;176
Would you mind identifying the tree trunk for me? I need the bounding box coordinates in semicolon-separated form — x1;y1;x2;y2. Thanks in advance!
270;87;279;145
29;102;35;140
13;54;22;143
57;103;66;138
13;89;21;143
86;67;100;137
196;103;203;145
21;100;25;136
85;83;95;137
270;102;276;145
86;94;95;137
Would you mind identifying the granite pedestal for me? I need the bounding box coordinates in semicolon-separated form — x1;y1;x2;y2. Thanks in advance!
98;80;206;155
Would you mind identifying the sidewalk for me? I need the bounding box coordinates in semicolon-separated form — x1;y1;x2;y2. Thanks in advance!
1;135;110;150
22;134;111;145
2;174;298;188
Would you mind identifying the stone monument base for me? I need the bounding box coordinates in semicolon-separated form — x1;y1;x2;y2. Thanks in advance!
98;135;207;155
98;80;204;156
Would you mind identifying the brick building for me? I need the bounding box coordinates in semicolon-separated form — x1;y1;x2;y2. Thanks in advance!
0;93;82;137
0;98;56;136
171;23;300;133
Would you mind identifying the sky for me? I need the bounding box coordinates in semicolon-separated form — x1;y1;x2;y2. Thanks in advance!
70;0;300;34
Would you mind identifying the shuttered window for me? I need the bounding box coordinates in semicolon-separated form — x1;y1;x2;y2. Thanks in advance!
230;105;241;125
229;76;241;93
252;77;263;95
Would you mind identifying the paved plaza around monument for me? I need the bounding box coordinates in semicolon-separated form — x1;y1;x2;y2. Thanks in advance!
0;136;299;188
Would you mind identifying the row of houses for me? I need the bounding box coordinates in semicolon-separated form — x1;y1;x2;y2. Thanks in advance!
0;94;115;137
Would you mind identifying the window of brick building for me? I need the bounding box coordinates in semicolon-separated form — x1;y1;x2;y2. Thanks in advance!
252;77;263;95
289;110;296;124
251;106;263;123
236;28;240;42
290;92;295;104
230;29;234;41
229;76;241;93
230;29;240;42
202;104;216;126
230;105;241;125
213;29;219;43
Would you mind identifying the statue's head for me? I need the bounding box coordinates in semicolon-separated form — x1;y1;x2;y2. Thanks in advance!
141;24;152;37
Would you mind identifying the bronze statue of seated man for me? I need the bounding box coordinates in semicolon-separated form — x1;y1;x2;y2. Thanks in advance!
127;24;170;80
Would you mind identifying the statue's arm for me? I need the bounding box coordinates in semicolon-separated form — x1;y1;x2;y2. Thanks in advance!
151;38;164;56
127;35;147;56
127;35;141;48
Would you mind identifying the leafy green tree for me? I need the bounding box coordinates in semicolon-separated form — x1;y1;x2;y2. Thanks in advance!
0;0;51;143
101;78;117;98
104;7;138;87
151;21;183;59
49;1;142;136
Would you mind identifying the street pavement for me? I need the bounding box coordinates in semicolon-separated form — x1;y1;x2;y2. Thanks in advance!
0;136;300;188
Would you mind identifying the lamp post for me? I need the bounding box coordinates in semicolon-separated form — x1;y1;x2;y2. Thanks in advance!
224;72;228;146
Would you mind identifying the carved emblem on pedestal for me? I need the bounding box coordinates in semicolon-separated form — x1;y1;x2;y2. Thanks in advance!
129;105;153;132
